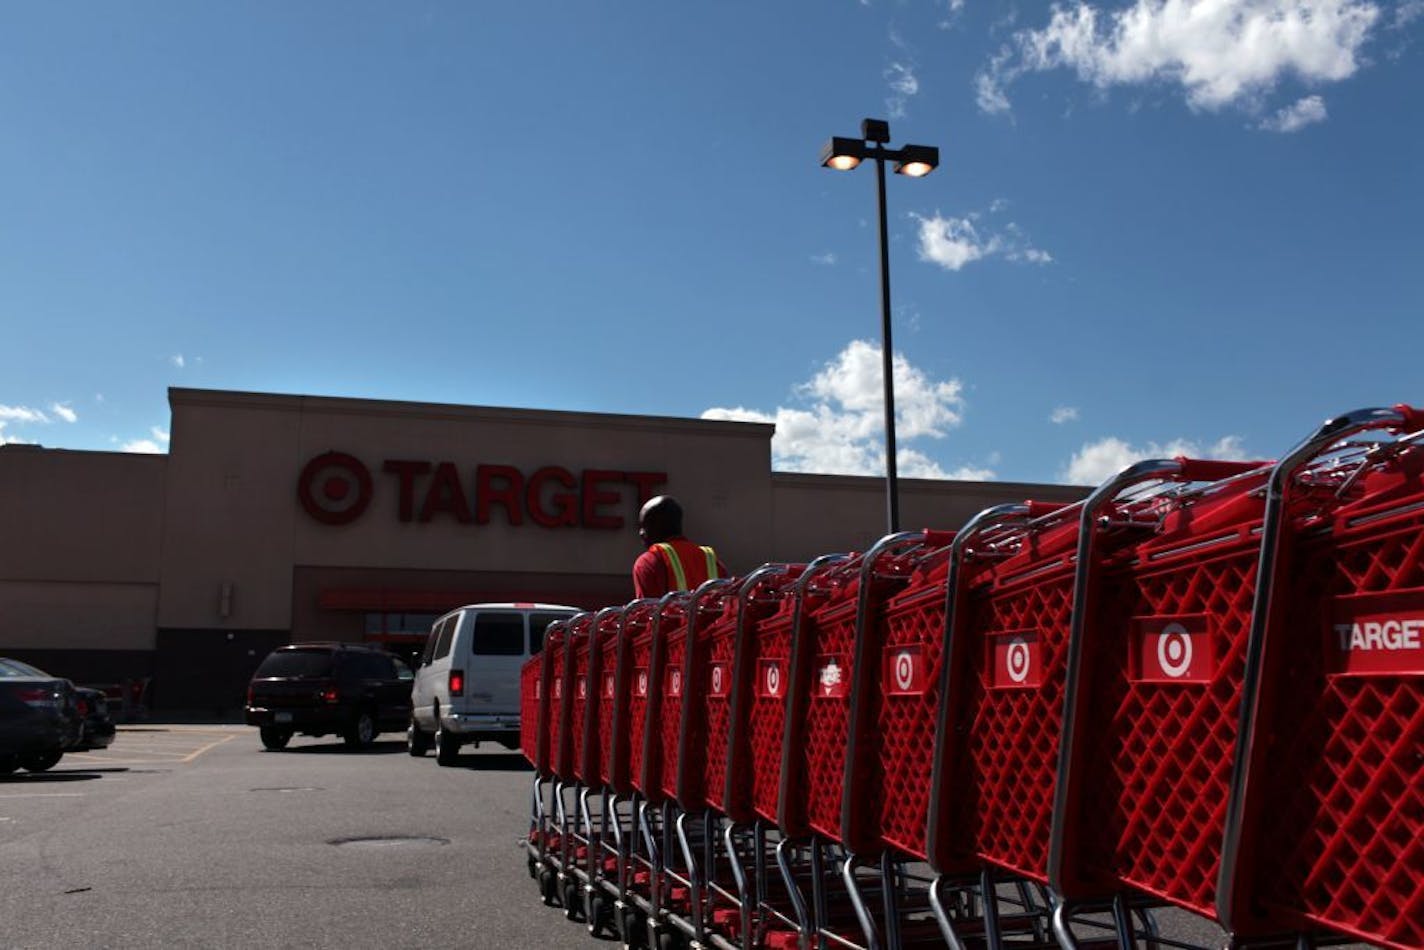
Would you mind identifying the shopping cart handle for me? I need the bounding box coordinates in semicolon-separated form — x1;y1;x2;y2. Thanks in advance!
1170;458;1268;482
1392;403;1424;431
920;529;956;548
1023;500;1068;519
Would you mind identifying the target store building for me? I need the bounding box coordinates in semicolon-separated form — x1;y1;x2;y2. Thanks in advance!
0;388;1086;711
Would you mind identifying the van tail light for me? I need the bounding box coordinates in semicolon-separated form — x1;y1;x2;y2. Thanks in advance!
449;670;464;697
76;697;90;717
321;687;340;703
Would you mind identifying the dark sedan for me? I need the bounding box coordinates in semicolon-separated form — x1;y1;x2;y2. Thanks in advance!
0;658;83;773
0;660;116;754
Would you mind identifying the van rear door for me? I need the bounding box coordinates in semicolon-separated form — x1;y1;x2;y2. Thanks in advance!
465;610;527;713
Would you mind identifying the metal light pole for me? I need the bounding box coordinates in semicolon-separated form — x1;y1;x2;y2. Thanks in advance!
820;118;939;533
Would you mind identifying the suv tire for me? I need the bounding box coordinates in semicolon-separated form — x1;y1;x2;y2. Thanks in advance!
259;726;292;750
344;710;377;749
435;722;460;766
407;717;431;757
0;753;21;775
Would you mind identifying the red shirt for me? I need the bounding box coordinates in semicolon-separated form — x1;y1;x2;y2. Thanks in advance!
633;537;728;598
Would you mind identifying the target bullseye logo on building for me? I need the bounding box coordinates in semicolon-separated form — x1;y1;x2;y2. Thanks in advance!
758;659;784;698
709;662;730;698
1135;615;1212;683
297;452;374;525
552;678;562;700
603;673;615;699
635;668;649;697
990;631;1041;689
668;668;683;697
882;644;928;695
576;677;587;699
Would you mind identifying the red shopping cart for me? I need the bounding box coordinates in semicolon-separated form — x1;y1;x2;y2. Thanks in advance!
566;606;626;936
1220;404;1424;949
528;616;574;906
924;498;1090;948
1047;458;1272;942
626;592;696;948
592;598;663;948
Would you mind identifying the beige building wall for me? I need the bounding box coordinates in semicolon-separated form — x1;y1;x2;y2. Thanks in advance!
0;581;158;651
157;389;775;631
0;446;164;652
0;387;1091;684
769;473;1087;562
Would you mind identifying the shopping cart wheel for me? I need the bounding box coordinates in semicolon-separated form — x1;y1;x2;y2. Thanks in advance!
526;853;537;879
562;879;584;920
616;906;647;949
587;891;613;937
539;868;560;907
653;925;687;950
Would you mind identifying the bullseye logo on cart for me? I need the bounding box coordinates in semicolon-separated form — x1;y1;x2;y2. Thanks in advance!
757;659;786;698
708;662;731;698
1133;616;1213;683
1328;592;1424;675
989;631;1041;689
883;645;928;695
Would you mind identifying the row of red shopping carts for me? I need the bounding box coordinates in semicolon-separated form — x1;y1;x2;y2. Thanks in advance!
520;404;1424;950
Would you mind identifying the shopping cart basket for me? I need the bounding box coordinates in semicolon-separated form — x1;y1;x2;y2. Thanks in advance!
1220;404;1424;949
1047;458;1271;943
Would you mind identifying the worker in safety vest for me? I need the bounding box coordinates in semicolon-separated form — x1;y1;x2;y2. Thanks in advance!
632;495;728;599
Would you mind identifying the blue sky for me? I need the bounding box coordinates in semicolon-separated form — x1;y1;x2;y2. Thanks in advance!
2;1;1420;485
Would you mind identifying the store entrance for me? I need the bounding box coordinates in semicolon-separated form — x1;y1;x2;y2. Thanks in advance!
362;611;439;668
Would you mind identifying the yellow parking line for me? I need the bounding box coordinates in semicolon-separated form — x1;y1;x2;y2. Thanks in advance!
180;734;237;761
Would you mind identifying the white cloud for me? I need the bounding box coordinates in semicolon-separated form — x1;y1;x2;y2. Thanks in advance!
1394;0;1424;26
702;339;993;480
914;212;1053;271
977;0;1381;117
1061;434;1249;485
886;62;920;118
120;427;171;455
50;403;78;423
171;354;186;368
1258;94;1328;131
0;423;30;446
0;404;50;424
811;252;838;266
1051;406;1081;424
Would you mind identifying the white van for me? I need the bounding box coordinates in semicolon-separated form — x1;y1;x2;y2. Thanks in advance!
407;602;577;765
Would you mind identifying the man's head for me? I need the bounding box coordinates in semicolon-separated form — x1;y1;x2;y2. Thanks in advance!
638;495;683;546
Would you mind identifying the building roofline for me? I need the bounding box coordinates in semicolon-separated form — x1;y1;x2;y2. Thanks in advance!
168;387;775;439
770;470;1087;494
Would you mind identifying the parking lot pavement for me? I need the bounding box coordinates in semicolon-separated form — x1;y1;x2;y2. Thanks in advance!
0;727;1367;950
0;725;601;949
60;724;244;768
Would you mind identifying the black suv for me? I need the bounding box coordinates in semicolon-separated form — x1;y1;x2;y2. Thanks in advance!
245;644;414;751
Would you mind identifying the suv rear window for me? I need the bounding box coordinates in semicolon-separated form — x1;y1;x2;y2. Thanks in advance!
471;612;524;656
255;649;334;678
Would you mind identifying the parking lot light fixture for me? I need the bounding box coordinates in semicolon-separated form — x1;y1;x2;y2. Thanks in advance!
819;118;939;533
